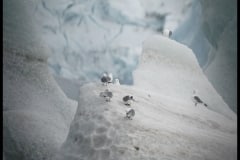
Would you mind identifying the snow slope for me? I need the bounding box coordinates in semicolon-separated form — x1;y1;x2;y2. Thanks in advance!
3;51;77;160
3;0;77;159
134;35;236;120
54;75;83;101
173;0;237;113
57;35;236;160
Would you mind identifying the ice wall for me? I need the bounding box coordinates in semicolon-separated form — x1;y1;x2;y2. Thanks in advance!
172;0;211;67
57;35;236;160
28;0;237;113
173;0;237;113
3;0;77;159
201;0;237;113
3;0;48;61
134;35;236;120
36;0;192;84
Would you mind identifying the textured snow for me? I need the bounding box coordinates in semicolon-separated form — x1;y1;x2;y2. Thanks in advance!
3;0;237;160
3;50;77;160
3;0;77;159
3;0;49;61
57;35;236;160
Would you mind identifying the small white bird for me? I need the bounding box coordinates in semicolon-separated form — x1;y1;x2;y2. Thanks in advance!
114;78;120;85
102;73;107;77
162;29;172;37
108;73;113;84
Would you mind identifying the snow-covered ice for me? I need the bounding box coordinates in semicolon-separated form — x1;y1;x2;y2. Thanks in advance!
3;0;236;160
3;48;77;160
3;0;77;159
134;35;236;120
35;0;192;85
173;0;237;112
56;35;236;160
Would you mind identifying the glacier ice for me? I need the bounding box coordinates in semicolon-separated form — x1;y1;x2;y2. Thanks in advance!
29;0;237;113
57;35;236;160
173;0;237;112
3;0;77;159
35;0;192;85
3;0;237;160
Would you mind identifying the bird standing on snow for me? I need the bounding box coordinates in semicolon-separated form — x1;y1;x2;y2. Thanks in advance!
123;95;135;106
101;72;113;85
126;108;135;120
192;90;208;107
101;73;108;85
100;89;113;102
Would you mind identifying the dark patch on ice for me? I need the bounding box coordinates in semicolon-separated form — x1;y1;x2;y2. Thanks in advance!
64;13;79;23
134;146;140;151
73;134;84;145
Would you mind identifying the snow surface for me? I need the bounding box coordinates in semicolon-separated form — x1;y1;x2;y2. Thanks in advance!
56;35;236;160
134;35;236;120
3;0;77;159
54;75;83;101
3;49;77;160
3;0;237;160
36;0;237;113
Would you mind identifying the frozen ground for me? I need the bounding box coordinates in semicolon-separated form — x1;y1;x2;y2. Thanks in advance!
56;35;236;160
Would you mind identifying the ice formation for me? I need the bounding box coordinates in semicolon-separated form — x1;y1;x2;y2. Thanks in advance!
35;0;237;113
3;0;77;159
3;0;237;160
35;0;191;84
173;0;237;112
56;35;236;160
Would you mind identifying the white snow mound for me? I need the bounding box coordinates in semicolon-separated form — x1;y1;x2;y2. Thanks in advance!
134;35;236;120
3;0;77;159
57;35;236;160
3;51;77;160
